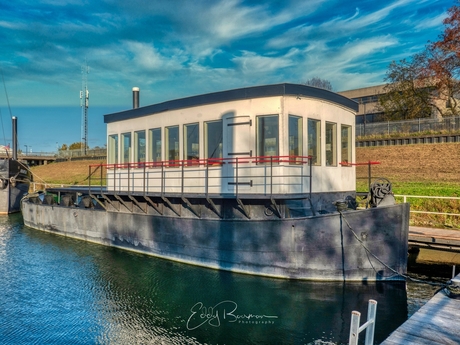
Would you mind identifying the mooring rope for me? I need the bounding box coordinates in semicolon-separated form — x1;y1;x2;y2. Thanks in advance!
339;210;451;288
368;177;393;207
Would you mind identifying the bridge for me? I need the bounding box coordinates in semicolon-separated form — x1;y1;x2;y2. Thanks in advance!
0;153;56;166
0;148;107;166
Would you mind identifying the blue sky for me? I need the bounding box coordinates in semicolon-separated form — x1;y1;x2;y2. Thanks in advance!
0;0;453;152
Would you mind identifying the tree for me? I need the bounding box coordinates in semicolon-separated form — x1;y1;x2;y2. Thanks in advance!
380;1;460;119
68;142;88;150
426;2;460;116
378;54;434;120
59;143;68;151
304;77;333;91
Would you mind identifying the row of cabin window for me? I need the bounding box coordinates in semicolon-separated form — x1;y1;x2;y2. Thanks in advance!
107;115;352;166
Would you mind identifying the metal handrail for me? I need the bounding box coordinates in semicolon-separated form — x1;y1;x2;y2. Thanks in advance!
395;194;460;217
88;155;313;198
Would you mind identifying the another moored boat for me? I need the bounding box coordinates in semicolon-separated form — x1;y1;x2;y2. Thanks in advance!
1;117;32;214
21;83;409;281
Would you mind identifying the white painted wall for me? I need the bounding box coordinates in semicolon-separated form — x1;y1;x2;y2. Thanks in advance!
106;94;356;194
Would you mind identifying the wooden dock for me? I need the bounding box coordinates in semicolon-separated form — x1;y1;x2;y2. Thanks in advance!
379;229;460;344
409;226;460;252
380;275;460;345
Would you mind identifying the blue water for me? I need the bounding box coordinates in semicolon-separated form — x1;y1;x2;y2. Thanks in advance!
0;214;440;345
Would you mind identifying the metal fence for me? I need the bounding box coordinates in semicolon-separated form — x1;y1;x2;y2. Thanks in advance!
56;148;107;159
395;195;460;218
357;116;460;137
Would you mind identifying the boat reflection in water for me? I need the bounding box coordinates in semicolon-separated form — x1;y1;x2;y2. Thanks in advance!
84;245;408;345
4;217;407;345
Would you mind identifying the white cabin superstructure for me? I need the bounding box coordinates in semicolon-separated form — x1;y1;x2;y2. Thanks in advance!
104;84;358;206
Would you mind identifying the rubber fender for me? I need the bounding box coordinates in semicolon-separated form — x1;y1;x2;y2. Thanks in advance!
0;178;8;189
80;195;94;208
29;196;43;204
43;194;56;205
60;194;75;207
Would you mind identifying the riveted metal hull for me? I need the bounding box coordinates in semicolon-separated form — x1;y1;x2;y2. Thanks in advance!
21;193;409;281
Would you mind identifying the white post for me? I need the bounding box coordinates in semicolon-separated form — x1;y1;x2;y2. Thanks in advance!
364;300;377;345
349;311;360;345
349;299;378;345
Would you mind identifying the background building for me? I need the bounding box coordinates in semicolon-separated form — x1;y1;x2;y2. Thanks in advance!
338;85;385;125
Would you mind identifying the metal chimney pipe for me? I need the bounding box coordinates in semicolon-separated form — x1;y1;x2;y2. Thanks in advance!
132;87;140;109
12;116;17;160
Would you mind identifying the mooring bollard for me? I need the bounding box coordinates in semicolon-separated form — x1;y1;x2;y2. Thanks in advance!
349;299;377;345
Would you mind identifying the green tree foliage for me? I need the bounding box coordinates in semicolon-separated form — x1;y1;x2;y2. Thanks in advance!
304;77;333;91
379;55;434;120
380;1;460;119
59;142;91;151
68;142;87;150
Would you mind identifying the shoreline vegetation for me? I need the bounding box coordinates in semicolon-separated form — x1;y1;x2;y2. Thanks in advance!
356;129;460;141
29;142;460;229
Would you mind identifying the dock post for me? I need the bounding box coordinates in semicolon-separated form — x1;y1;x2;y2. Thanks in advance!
348;299;377;345
349;311;360;345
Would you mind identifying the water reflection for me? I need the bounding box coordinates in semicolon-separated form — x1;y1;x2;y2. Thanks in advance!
1;214;410;344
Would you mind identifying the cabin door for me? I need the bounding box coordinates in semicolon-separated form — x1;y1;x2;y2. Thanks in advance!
223;114;252;193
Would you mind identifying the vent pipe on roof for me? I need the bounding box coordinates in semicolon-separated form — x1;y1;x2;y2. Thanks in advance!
132;87;140;109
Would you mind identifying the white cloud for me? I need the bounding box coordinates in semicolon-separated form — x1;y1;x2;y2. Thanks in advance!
123;41;186;72
232;51;294;74
415;12;448;31
0;20;21;29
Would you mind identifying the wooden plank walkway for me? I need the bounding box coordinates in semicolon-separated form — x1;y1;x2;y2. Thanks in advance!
409;226;460;251
380;276;460;344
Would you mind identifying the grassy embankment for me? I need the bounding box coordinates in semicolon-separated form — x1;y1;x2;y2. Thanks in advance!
30;142;460;229
30;160;106;188
356;142;460;229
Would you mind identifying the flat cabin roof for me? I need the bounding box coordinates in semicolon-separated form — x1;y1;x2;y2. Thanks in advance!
104;83;359;124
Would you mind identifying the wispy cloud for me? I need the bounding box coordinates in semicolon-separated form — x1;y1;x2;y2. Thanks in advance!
0;0;452;107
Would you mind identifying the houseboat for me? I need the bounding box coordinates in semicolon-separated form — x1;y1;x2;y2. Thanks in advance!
21;83;409;281
0;117;32;214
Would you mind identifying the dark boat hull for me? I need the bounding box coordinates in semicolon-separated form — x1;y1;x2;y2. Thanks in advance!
0;159;31;214
21;193;409;281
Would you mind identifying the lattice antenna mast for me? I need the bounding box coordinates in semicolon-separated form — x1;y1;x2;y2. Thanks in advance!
80;62;89;155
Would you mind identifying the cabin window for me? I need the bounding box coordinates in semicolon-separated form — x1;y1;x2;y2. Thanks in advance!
326;122;337;166
184;123;199;164
205;120;223;162
341;125;352;166
149;128;162;164
121;132;131;164
108;134;118;164
289;115;303;164
134;130;146;164
165;125;179;165
257;115;279;159
308;119;321;166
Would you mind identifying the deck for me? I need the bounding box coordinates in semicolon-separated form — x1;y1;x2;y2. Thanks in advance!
380;275;460;345
409;226;460;252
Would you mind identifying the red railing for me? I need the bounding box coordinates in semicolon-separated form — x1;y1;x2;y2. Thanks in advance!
97;155;311;170
340;161;381;191
88;155;313;199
